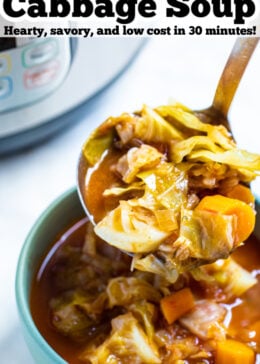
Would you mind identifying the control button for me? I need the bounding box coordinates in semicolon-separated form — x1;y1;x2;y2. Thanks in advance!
24;60;59;89
0;55;11;76
0;77;12;99
22;40;58;68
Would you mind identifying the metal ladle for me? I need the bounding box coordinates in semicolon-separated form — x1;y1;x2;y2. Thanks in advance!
78;37;259;225
195;37;259;130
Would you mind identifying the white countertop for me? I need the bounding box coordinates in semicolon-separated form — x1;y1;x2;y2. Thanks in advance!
1;37;260;363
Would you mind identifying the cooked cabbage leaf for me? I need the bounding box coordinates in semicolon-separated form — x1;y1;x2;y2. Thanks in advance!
188;149;260;172
134;104;184;142
83;128;115;166
128;301;157;341
156;103;235;150
94;201;171;253
194;257;257;298
132;254;179;284
137;162;188;210
171;135;223;163
172;208;235;262
107;277;161;307
103;182;144;197
81;312;161;364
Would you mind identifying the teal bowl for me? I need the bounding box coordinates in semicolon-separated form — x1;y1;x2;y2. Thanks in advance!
15;186;260;363
15;187;84;364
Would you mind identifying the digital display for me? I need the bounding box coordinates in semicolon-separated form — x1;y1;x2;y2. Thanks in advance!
0;38;16;51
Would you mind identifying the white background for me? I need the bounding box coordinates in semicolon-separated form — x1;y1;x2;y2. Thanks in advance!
0;36;260;363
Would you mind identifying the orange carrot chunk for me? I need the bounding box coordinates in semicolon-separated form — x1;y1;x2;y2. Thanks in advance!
216;339;255;364
160;288;195;324
224;184;255;205
196;194;255;243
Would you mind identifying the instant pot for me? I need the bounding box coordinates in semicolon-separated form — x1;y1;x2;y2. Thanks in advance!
0;36;144;155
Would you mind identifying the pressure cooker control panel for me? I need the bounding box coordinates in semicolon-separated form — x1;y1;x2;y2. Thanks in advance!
0;38;71;113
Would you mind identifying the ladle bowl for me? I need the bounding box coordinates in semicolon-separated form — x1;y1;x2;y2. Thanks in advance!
77;37;259;225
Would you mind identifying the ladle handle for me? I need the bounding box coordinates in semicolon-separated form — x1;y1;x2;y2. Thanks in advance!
213;37;259;117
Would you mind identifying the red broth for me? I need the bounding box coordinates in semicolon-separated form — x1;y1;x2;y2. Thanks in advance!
31;217;260;364
31;218;89;364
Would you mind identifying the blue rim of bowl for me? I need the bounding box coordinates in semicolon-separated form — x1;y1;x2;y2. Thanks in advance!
15;188;77;364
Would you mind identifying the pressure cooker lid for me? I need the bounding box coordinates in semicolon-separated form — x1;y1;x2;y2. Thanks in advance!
0;37;145;155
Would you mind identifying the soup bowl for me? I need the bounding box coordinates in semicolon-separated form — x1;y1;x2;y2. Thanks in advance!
16;186;260;363
15;187;83;364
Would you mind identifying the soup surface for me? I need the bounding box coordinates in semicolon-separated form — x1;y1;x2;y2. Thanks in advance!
31;217;260;364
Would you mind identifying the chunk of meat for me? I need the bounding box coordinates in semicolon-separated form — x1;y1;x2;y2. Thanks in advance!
115;144;165;183
179;300;226;341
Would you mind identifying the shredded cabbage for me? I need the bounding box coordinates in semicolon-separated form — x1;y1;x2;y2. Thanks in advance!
106;277;161;307
194;257;257;298
83;102;260;280
47;219;259;363
81;312;161;364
